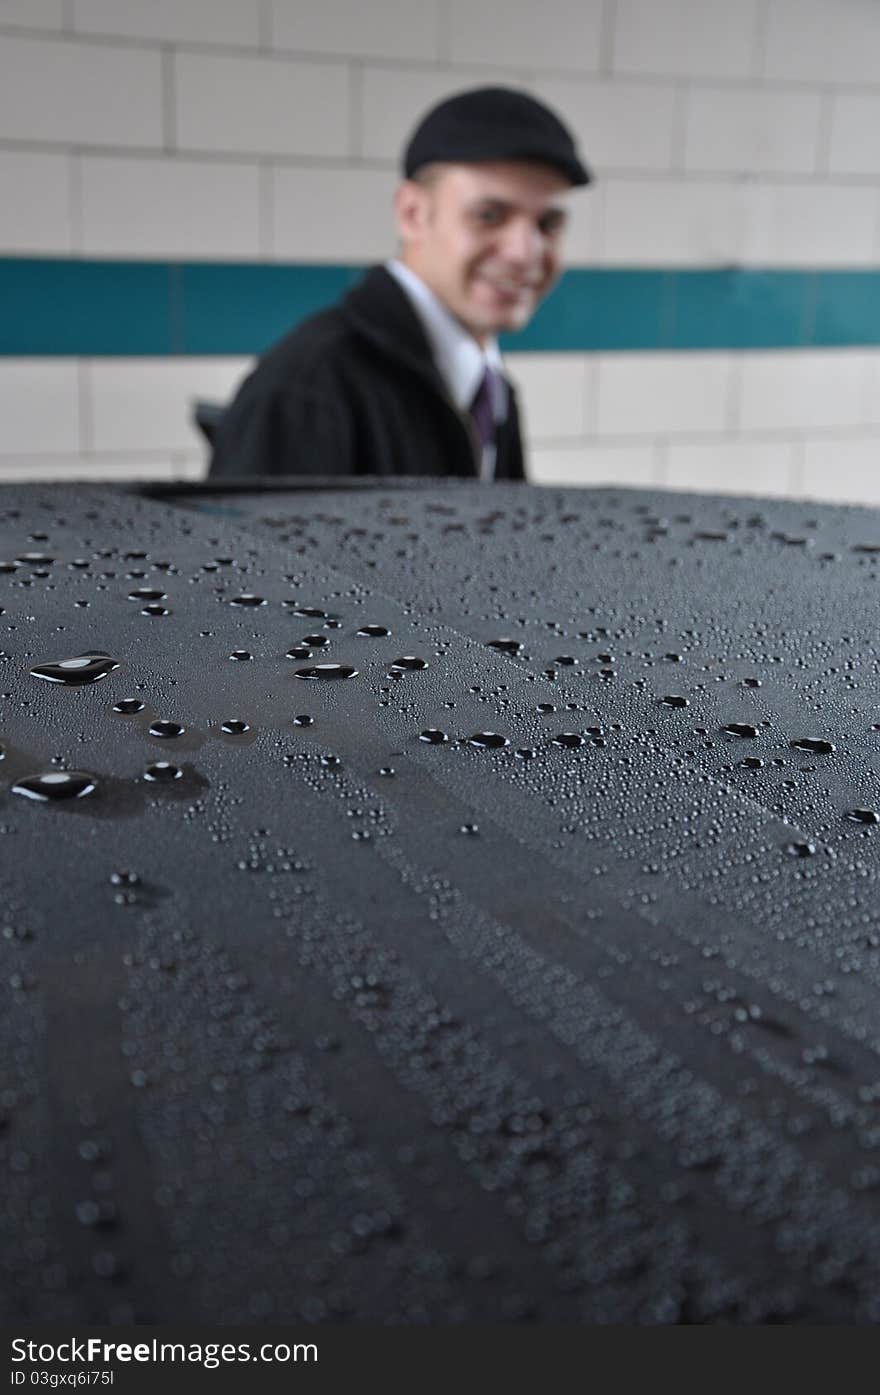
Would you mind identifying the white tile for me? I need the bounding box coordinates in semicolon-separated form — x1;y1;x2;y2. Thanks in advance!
506;353;593;438
664;438;795;497
684;88;822;176
270;0;439;62
72;0;260;46
272;165;398;261
80;155;260;259
361;64;531;163
530;442;656;487
737;351;867;432
863;353;880;427
828;94;880;178
599;178;742;265
0;34;162;148
448;0;603;72
801;435;880;506
0;151;71;253
597;353;732;435
0;361;80;453
533;76;676;173
763;0;880;84
742;183;878;265
89;358;253;453
174;51;348;158
0;454;178;481
612;0;760;79
0;0;64;30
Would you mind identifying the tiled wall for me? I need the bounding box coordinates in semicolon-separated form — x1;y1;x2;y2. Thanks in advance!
1;0;879;504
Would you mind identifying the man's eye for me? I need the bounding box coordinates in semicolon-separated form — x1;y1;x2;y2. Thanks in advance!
475;208;504;225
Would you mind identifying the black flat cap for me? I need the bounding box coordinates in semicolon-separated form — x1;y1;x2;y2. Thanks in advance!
403;85;592;187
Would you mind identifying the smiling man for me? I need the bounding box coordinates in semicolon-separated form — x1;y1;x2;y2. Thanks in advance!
209;87;591;482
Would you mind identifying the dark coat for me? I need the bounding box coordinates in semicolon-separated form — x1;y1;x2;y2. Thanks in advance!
209;265;526;481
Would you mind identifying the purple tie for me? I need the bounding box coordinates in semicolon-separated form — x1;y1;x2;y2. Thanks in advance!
469;366;496;453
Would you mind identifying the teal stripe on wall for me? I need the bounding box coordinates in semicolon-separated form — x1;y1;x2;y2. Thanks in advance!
2;258;880;355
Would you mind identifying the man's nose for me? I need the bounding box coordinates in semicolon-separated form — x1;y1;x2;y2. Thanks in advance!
499;218;544;265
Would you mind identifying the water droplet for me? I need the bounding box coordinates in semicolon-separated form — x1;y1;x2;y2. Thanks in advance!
321;754;341;768
285;605;328;618
149;720;185;739
487;638;522;655
144;762;182;782
515;747;535;759
536;703;555;714
390;656;428;671
660;695;689;708
555;655;578;666
287;647;312;660
786;841;817;858
113;698;144;714
844;808;879;825
293;714;314;727
357;625;390;638
128;587;165;602
743;677;762;688
221;720;250;735
790;738;835;754
552;732;584;749
467;731;509;749
741;756;764;769
12;770;97;801
294;665;358;681
723;723;758;739
419;729;448;744
302;634;329;648
229;594;266;607
459;823;479;835
16;552;54;565
30;652;119;686
229;650;252;661
141;603;169;617
110;871;139;887
378;766;395;776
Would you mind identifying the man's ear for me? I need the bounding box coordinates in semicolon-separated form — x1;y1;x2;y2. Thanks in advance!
393;180;428;245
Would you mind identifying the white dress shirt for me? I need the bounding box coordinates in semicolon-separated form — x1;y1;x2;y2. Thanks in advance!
385;258;508;480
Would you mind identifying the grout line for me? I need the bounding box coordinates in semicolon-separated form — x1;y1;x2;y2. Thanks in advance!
77;359;93;453
750;0;771;81
435;0;451;64
598;0;615;77
161;45;177;153
349;61;363;160
68;149;83;254
259;161;274;259
259;0;273;52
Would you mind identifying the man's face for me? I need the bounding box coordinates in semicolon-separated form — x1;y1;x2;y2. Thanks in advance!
394;161;572;345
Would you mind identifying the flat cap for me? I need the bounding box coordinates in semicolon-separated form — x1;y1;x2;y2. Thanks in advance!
403;85;592;187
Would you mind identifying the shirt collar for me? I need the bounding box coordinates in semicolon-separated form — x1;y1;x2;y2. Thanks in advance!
385;259;506;420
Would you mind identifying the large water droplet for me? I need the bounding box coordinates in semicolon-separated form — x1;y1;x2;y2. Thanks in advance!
12;770;97;801
149;720;185;739
357;625;390;638
293;714;314;727
786;841;817;858
723;723;758;738
30;652;119;686
390;656;428;671
302;634;329;648
141;603;170;617
844;808;879;825
144;762;182;782
487;638;522;655
113;698;144;714
128;588;165;602
660;695;689;708
294;665;358;681
229;650;252;661
220;720;250;735
552;732;584;749
287;647;312;660
467;731;509;749
790;738;835;754
419;729;448;744
229;594;266;607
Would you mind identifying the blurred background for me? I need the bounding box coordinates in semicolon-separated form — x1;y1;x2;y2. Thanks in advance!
1;0;879;502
